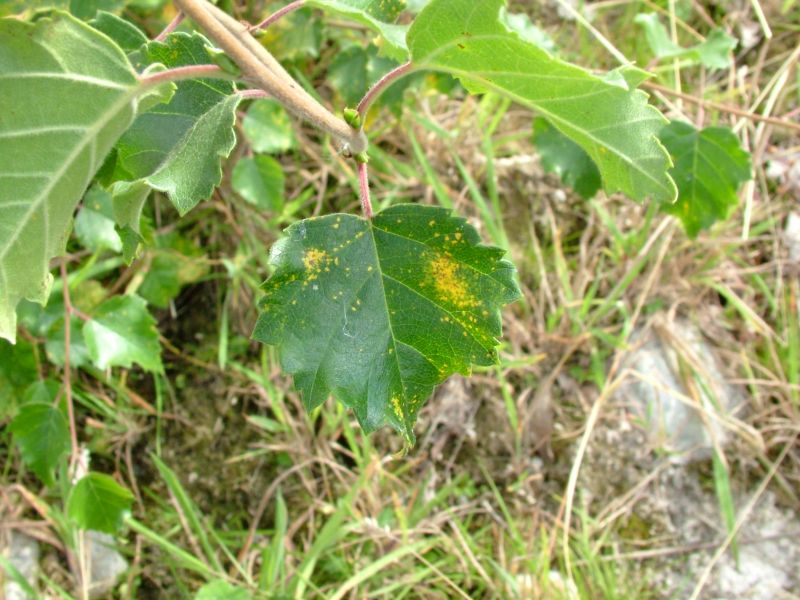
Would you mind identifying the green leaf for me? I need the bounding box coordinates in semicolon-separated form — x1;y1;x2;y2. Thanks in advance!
89;11;148;53
407;0;676;205
10;402;70;486
115;32;240;215
75;186;123;253
635;13;737;70
253;204;520;443
658;121;752;237
533;117;601;199
260;7;323;60
499;8;555;53
306;0;408;61
231;155;285;212
0;13;142;343
329;46;370;106
138;234;209;308
67;472;134;534
195;581;253;600
0;339;38;416
69;0;126;20
242;99;297;155
83;295;163;372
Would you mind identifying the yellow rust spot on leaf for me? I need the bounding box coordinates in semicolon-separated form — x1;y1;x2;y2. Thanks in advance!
391;396;404;421
427;254;479;310
303;248;330;282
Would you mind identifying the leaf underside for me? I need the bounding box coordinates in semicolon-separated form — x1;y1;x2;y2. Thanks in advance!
408;0;677;205
659;121;752;237
115;32;240;216
0;13;140;342
253;204;520;443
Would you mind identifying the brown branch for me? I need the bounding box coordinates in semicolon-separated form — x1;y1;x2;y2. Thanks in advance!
644;81;800;133
173;0;367;154
59;261;80;473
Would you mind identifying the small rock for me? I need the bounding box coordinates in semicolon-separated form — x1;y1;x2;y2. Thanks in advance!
617;318;743;462
2;532;39;600
82;531;128;599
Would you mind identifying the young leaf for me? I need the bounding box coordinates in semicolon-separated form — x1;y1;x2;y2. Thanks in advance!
231;155;285;212
0;13;142;343
138;234;209;308
83;295;163;372
89;11;149;53
407;0;677;205
253;204;520;444
69;0;126;20
0;339;39;416
10;402;70;486
306;0;408;61
329;46;370;106
658;121;752;237
242;99;297;155
75;186;123;253
114;32;240;215
635;13;737;70
67;472;134;534
195;581;253;600
499;8;556;53
533;117;601;199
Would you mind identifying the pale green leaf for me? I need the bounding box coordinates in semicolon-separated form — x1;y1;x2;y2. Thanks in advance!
260;7;323;60
659;121;752;237
10;402;70;486
0;339;38;417
499;8;555;53
110;179;151;263
138;234;209;308
407;0;677;205
533;117;601;199
195;581;252;600
242;99;296;154
0;13;142;343
89;11;148;53
83;294;163;372
75;186;122;252
67;472;134;534
70;0;126;20
329;46;370;106
231;155;285;212
115;32;240;215
253;204;520;444
635;13;736;70
307;0;408;61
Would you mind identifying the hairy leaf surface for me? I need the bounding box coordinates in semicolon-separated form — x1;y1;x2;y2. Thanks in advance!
659;121;752;237
253;204;520;443
115;32;240;215
408;0;676;205
0;13;141;342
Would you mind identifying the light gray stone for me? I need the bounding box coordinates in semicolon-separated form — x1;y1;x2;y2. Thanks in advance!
83;530;128;599
617;319;743;462
2;532;39;600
